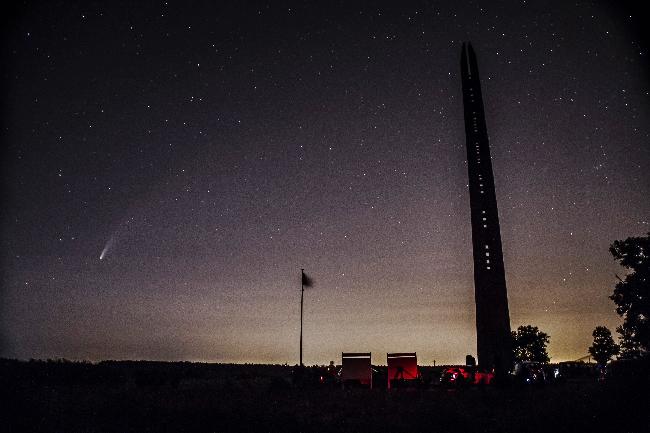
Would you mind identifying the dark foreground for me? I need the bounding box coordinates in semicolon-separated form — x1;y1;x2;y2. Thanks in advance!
2;359;648;433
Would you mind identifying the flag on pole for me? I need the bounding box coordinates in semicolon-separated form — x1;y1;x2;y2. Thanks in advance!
301;271;313;287
299;269;313;367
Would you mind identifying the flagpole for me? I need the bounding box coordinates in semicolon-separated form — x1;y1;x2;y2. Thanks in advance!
300;268;304;367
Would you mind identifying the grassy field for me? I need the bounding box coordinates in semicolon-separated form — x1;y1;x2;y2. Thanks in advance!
1;359;648;432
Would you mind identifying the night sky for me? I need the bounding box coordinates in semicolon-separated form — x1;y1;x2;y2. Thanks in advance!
1;1;648;365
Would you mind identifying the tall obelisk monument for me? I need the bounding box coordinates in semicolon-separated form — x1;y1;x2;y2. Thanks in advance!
460;42;512;372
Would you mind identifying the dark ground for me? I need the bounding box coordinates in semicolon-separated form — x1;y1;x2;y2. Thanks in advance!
1;359;648;433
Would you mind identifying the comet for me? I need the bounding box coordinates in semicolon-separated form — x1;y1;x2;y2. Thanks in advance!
99;235;115;260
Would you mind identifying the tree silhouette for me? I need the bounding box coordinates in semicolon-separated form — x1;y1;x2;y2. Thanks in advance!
609;232;650;357
511;325;550;363
616;324;641;359
588;326;620;365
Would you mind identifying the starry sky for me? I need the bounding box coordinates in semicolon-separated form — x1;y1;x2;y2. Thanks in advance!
1;1;648;365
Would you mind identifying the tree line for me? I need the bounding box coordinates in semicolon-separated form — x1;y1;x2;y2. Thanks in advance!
511;232;649;366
